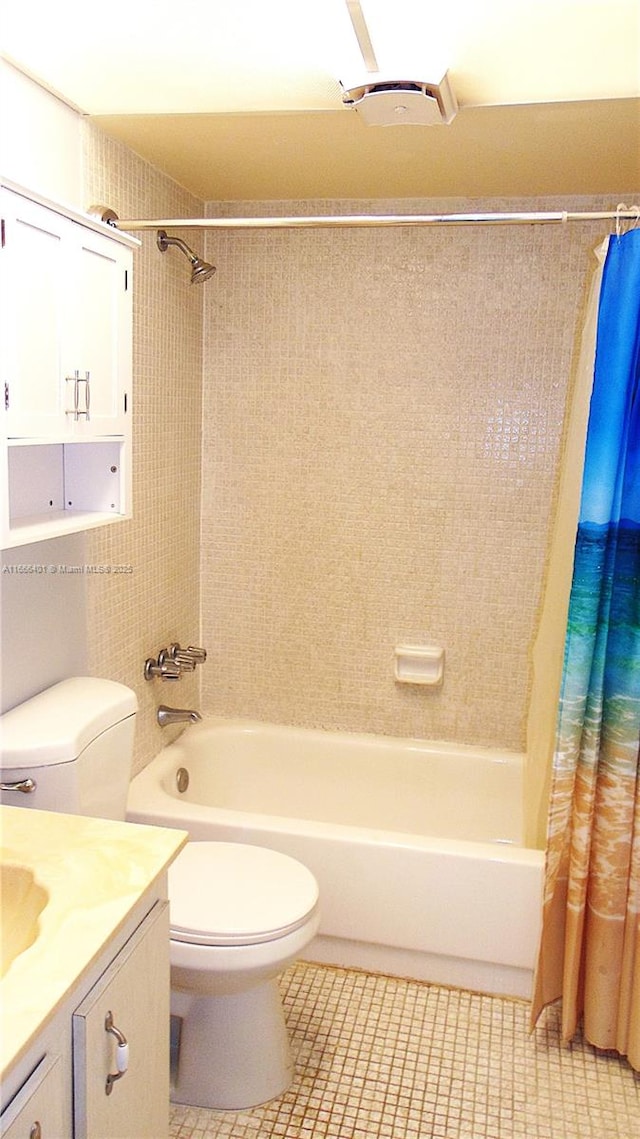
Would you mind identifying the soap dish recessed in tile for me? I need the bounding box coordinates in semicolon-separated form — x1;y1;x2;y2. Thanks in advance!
394;643;444;686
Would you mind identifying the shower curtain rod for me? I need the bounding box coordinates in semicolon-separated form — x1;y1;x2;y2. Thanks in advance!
108;209;640;232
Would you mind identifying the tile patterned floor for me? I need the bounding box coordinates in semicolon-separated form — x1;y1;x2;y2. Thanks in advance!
169;961;640;1139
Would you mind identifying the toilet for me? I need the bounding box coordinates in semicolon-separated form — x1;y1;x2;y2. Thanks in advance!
0;677;320;1110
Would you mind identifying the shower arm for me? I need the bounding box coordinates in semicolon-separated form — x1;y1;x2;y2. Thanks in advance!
157;230;199;265
155;228;216;283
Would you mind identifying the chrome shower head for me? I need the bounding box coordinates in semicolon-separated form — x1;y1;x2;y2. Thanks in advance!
189;256;217;285
156;230;216;285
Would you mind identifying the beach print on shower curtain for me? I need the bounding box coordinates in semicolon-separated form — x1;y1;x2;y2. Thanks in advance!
531;226;640;1071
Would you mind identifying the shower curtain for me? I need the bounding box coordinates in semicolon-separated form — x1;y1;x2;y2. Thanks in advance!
531;226;640;1071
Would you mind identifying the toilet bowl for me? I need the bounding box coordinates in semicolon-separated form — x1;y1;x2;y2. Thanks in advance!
168;841;320;1110
0;679;321;1112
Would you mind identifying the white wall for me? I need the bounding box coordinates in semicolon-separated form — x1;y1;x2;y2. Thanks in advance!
1;536;88;710
0;60;83;204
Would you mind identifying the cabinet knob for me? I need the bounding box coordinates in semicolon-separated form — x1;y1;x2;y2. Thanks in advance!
105;1011;129;1095
29;1124;42;1139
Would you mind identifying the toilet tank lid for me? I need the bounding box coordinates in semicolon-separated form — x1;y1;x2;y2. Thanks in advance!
0;677;137;768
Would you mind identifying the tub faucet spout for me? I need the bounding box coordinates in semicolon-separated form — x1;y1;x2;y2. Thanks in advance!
157;705;202;727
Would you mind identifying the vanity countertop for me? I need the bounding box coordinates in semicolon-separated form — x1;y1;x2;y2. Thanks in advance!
0;804;187;1078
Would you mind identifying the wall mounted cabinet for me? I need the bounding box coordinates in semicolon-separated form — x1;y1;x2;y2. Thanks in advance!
0;180;138;549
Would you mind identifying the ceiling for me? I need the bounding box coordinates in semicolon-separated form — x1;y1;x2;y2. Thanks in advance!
2;0;639;201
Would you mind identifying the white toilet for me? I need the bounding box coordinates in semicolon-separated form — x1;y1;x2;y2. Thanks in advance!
0;677;320;1110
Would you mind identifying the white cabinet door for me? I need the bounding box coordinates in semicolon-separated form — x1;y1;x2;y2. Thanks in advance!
1;190;70;438
72;901;170;1139
65;225;131;436
0;1054;68;1139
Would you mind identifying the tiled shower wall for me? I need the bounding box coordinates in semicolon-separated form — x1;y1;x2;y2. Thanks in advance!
76;156;634;759
199;196;621;750
82;126;204;773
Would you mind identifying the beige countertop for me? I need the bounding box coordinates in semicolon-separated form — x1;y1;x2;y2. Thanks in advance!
0;804;187;1079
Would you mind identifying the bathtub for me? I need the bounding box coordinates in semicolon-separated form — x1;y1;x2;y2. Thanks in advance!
127;718;544;998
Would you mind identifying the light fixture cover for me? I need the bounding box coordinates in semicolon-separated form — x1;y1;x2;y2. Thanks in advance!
341;72;457;126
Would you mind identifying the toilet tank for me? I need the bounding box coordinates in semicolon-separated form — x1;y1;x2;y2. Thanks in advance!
0;678;137;820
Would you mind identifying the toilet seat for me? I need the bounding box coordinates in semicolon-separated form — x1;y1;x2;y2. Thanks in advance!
168;842;319;947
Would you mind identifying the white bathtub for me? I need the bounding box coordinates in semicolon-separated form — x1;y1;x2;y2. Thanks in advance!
127;718;544;998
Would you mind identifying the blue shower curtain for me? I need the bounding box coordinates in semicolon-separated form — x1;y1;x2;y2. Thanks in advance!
531;226;640;1070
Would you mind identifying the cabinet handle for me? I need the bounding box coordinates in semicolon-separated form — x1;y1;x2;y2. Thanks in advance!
105;1010;129;1095
65;370;91;421
65;370;79;419
81;371;91;420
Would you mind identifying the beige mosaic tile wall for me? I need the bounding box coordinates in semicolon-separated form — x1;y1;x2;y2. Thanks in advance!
82;126;204;773
199;195;625;750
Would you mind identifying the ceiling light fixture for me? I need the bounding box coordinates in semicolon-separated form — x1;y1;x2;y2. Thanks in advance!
341;75;458;126
340;0;458;125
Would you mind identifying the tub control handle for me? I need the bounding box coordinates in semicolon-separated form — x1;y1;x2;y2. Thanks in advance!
144;657;181;681
167;643;207;667
147;644;207;679
160;647;196;671
105;1011;129;1094
182;644;207;664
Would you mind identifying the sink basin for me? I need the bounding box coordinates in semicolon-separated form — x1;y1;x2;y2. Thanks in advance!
1;864;49;978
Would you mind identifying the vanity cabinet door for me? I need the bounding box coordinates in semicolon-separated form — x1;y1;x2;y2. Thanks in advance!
0;1053;67;1139
72;901;170;1139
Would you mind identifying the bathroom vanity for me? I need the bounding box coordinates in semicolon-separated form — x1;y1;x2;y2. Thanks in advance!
0;805;187;1138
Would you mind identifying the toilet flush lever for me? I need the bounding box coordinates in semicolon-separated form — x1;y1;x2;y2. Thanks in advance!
0;778;36;793
105;1011;129;1095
